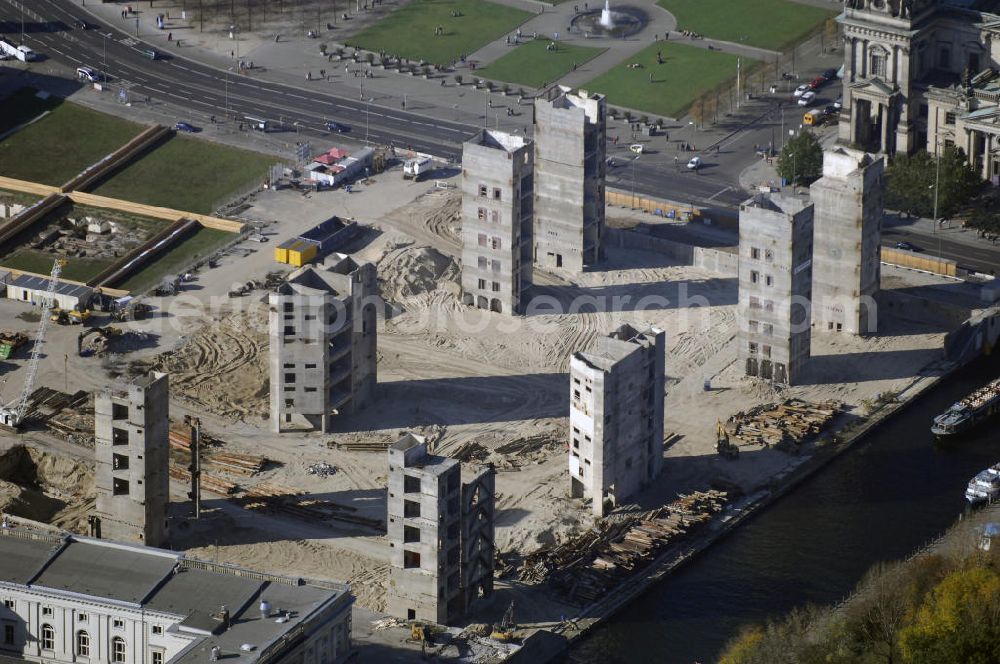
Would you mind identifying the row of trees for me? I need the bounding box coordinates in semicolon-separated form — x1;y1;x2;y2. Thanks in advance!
719;531;1000;664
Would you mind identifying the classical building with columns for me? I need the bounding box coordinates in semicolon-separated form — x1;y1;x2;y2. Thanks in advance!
838;0;1000;183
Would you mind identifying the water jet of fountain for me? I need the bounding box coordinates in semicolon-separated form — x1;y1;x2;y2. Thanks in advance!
600;0;614;28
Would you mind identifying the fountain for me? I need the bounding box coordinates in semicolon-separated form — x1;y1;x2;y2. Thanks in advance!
571;2;646;38
599;0;614;28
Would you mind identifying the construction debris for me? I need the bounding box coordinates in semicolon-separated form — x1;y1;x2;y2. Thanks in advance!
722;398;842;452
307;462;337;477
517;490;728;605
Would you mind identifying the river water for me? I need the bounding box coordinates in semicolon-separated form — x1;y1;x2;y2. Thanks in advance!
568;353;1000;664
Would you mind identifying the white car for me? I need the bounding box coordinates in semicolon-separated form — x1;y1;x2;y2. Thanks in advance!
687;156;702;170
76;66;100;82
834;95;842;110
793;83;810;97
797;91;816;106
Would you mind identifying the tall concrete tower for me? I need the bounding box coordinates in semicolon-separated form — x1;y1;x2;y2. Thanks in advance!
94;371;170;547
810;148;884;336
533;87;606;273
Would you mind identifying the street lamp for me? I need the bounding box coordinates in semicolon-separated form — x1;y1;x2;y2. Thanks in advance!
631;154;640;209
365;97;373;143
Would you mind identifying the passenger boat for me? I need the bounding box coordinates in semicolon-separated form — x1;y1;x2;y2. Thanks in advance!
965;463;1000;505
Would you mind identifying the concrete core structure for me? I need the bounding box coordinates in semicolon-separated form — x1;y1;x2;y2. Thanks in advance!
533;86;607;273
460;129;534;315
269;254;377;433
569;324;665;517
738;193;814;385
810;148;884;336
93;371;169;548
386;434;495;625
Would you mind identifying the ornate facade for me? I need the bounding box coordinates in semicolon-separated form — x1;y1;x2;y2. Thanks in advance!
839;0;1000;183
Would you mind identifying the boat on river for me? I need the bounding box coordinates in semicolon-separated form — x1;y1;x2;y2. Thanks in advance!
965;463;1000;505
931;376;1000;437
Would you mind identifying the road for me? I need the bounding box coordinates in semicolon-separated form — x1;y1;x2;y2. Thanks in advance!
883;226;999;275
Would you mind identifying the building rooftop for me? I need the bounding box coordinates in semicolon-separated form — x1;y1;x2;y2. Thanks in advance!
390;433;459;473
279;264;353;298
574;325;660;371
0;530;350;664
9;274;92;301
469;129;530;153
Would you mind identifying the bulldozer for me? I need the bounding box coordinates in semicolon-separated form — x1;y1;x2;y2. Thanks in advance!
716;421;739;459
490;601;517;642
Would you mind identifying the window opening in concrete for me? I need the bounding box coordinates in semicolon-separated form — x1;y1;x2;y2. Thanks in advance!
403;550;421;568
404;475;421;493
404;525;420;543
113;478;129;496
403;499;420;518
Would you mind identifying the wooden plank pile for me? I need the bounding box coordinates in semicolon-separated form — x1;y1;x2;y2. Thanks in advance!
168;463;238;495
723;398;841;449
168;426;266;475
239;494;384;530
517;490;728;604
329;438;394;452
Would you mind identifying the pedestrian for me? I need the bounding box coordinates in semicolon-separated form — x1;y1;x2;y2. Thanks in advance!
231;50;235;59
664;31;669;40
168;32;172;41
649;73;653;83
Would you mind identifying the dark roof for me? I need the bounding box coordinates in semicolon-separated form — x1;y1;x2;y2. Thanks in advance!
9;274;92;300
0;534;60;584
31;539;176;604
146;568;262;624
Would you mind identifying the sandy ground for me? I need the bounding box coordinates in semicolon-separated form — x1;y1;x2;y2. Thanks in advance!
0;165;959;633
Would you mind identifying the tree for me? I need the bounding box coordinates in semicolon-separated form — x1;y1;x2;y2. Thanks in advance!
777;130;822;185
899;566;1000;664
689;98;706;129
886;146;982;218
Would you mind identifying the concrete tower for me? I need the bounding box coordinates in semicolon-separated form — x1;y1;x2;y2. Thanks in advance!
569;324;665;517
460;129;534;315
533;87;606;273
94;371;170;547
737;193;814;385
269;254;377;432
810;148;884;336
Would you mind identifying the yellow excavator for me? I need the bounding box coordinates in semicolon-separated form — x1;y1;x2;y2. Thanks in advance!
490;601;517;642
50;307;91;325
717;420;739;459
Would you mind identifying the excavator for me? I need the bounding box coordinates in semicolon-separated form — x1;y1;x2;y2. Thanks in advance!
490;601;517;642
50;307;91;325
716;420;739;459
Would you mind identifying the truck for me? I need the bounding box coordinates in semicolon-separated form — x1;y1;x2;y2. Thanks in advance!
403;157;433;181
0;39;36;62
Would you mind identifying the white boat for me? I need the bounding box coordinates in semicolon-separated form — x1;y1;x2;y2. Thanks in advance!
965;463;1000;505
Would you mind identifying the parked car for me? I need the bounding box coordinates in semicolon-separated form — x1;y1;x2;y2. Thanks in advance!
797;91;816;106
793;83;810;97
687;156;702;170
247;233;268;243
895;241;922;252
822;68;838;81
76;66;100;82
809;75;825;90
834;95;843;109
824;104;838;116
174;121;200;133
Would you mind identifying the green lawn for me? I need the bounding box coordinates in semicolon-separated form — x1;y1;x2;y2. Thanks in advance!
1;249;113;283
351;0;532;66
93;135;276;215
478;40;605;89
585;42;747;118
0;88;61;136
658;0;835;50
119;227;233;293
0;101;143;186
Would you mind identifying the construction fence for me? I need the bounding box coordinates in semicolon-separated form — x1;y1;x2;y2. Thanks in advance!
881;247;957;277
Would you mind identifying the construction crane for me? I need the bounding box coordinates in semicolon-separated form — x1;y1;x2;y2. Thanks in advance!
0;260;64;430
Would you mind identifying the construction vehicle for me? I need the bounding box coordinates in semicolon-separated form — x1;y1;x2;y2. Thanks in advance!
78;326;122;357
111;301;151;322
403;157;433;181
490;602;517;642
50;307;92;325
0;331;29;360
0;260;63;430
716;421;739;459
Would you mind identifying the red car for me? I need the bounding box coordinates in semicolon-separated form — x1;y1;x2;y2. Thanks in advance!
809;76;825;90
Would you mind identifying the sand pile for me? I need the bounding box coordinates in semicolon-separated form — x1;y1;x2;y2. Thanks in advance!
132;308;269;422
377;243;459;302
0;445;94;531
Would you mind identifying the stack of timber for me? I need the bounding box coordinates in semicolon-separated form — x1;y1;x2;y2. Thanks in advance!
18;387;95;447
168;425;267;475
329;438;394;452
723;398;841;449
517;490;728;604
238;491;383;530
168;463;239;495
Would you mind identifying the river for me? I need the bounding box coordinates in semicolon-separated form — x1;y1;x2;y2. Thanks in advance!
568;353;1000;664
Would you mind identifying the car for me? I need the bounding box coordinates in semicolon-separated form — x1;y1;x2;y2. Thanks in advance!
895;241;922;252
822;68;838;81
74;18;91;29
174;122;200;133
76;66;100;82
797;91;816;106
793;83;810;97
325;121;350;133
687;156;702;170
247;233;269;243
834;95;843;110
809;75;825;90
824;104;838;115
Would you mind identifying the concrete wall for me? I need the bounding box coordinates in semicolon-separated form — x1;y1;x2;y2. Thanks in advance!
603;227;738;276
461;130;533;315
534;89;606;273
94;372;169;547
811;149;884;336
738;194;814;385
460;466;496;609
